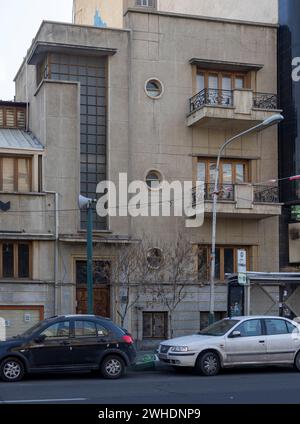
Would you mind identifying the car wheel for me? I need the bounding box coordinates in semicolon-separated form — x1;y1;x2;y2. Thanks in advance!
101;355;126;379
196;351;220;377
294;351;300;372
0;357;25;383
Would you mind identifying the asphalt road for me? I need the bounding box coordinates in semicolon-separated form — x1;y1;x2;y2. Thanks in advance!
0;367;300;404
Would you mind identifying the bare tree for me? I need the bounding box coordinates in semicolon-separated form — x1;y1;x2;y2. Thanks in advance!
111;242;149;328
144;235;197;339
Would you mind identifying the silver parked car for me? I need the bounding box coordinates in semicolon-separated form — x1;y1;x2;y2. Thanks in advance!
158;316;300;376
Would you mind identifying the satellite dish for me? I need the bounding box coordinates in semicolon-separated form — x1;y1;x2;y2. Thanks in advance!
78;195;93;209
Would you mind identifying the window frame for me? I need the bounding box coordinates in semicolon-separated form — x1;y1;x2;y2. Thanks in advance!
0;106;26;129
230;319;263;338
145;169;163;190
197;158;250;186
264;318;291;336
73;320;98;338
0;155;32;193
145;78;164;99
196;69;249;93
75;260;110;288
198;245;251;282
40;320;71;340
136;0;156;8
143;312;168;339
0;241;32;280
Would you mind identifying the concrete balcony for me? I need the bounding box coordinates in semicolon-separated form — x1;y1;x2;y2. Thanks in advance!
187;89;281;129
192;184;282;219
0;192;56;239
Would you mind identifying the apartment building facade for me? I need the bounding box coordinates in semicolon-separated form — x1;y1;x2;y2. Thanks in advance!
0;0;282;343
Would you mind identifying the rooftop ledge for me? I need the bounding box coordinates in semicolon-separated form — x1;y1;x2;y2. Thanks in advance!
27;41;117;66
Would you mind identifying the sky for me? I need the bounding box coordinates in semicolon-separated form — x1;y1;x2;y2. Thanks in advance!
0;0;73;100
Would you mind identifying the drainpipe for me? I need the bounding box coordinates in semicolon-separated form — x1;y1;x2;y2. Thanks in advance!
25;52;29;131
45;191;59;315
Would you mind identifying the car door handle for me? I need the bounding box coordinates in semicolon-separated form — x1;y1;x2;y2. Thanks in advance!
259;340;265;344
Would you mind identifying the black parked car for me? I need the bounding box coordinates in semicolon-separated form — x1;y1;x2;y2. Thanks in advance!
0;315;136;382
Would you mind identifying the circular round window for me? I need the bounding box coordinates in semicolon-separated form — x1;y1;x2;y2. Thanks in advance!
147;248;164;270
145;79;164;99
145;170;162;190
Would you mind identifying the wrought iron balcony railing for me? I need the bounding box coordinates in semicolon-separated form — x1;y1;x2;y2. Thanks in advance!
190;89;233;113
253;93;278;110
253;185;279;203
192;184;279;207
192;183;235;206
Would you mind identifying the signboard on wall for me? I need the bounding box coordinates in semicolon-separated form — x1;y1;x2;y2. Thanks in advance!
237;249;247;286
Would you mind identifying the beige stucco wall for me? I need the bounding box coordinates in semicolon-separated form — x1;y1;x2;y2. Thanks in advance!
158;0;278;24
10;12;280;335
73;0;123;28
74;0;278;28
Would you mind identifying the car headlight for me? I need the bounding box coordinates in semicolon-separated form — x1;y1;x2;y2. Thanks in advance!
170;346;189;353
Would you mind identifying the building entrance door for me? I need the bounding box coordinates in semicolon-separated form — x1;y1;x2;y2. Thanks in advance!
76;260;110;317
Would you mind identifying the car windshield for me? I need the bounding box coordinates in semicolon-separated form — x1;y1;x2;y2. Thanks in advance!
199;319;239;336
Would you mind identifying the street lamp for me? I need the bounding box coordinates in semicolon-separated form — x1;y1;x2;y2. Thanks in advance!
209;114;284;324
78;195;97;315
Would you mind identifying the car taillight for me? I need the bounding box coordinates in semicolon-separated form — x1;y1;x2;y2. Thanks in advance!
122;335;134;344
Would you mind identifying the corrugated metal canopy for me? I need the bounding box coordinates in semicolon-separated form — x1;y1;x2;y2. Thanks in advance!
0;129;44;151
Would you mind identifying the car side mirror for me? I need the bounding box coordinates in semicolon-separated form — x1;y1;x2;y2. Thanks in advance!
230;331;241;338
34;334;46;344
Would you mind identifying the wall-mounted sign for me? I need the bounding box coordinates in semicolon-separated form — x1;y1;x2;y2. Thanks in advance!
237;249;247;273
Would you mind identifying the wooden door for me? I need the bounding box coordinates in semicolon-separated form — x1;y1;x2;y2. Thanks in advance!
76;287;110;317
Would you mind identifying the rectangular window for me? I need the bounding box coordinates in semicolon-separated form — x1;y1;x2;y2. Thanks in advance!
197;158;249;202
197;159;249;185
198;246;250;282
17;158;31;192
43;53;107;230
136;0;154;7
18;244;30;278
2;158;14;192
0;242;31;279
0;107;26;129
0;157;32;192
143;312;168;339
2;243;14;278
74;321;97;338
197;70;248;92
76;260;110;286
